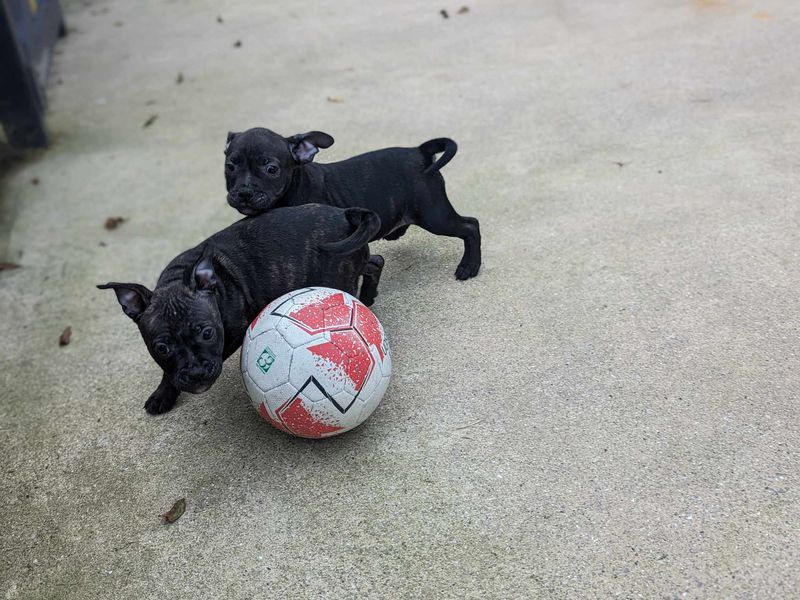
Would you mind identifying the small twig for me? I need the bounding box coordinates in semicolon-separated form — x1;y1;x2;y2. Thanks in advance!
454;419;484;431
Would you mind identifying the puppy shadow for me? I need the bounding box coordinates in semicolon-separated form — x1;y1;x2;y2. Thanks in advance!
185;363;388;485
373;233;459;294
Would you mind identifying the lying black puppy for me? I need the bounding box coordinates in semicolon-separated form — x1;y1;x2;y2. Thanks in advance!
224;128;481;280
98;204;383;415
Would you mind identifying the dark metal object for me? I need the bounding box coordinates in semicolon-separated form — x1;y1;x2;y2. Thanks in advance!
0;0;64;148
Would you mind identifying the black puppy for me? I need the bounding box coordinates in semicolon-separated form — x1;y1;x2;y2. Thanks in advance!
98;204;383;415
224;128;481;280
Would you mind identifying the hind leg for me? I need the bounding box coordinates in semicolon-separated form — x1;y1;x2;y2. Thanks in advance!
416;194;481;280
452;216;481;280
359;255;384;306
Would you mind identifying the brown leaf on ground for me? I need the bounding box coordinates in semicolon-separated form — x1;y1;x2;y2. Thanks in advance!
0;262;20;271
59;326;72;347
104;216;126;230
175;72;184;85
458;6;469;14
326;96;344;103
142;114;158;128
233;39;242;48
217;15;223;23
161;498;186;524
440;9;449;18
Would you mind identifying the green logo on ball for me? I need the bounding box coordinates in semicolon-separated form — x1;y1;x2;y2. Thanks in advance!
256;345;276;374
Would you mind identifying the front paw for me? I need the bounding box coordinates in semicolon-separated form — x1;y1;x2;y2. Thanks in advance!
144;388;178;415
455;262;480;280
359;290;377;307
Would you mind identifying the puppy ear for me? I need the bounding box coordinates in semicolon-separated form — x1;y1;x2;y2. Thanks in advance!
191;256;218;292
287;131;334;164
225;131;238;153
97;282;152;321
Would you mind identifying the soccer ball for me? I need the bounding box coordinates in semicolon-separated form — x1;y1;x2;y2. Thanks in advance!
240;287;391;438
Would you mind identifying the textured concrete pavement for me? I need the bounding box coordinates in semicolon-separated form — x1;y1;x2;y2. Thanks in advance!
1;0;799;598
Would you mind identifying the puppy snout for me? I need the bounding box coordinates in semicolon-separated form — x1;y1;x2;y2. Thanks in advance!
182;366;207;383
237;189;253;202
176;361;220;392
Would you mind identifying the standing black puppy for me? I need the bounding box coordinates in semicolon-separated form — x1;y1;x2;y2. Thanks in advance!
224;128;481;280
98;205;382;415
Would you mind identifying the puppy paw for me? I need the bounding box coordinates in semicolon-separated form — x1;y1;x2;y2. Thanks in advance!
360;292;377;307
455;262;480;280
144;388;178;415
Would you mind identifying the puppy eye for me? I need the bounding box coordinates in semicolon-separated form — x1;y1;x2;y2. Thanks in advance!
154;343;170;356
226;162;235;173
201;327;215;341
266;165;279;175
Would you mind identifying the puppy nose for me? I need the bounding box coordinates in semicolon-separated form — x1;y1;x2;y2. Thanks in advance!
237;190;253;202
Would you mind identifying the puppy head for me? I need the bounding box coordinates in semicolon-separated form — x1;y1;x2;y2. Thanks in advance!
98;256;225;394
224;127;334;215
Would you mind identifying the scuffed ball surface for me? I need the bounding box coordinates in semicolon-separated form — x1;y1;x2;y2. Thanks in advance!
241;287;391;438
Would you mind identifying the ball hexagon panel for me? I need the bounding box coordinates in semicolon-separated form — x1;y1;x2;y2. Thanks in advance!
245;328;293;393
274;316;314;349
275;395;343;438
242;370;265;407
307;329;374;394
332;389;357;413
259;382;297;415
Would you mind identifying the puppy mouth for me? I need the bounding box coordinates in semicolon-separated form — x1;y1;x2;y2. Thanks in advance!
227;192;274;215
175;364;222;393
237;205;259;216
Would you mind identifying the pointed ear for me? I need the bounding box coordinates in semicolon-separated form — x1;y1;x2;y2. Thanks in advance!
225;131;239;153
97;283;152;321
287;131;334;164
191;256;218;292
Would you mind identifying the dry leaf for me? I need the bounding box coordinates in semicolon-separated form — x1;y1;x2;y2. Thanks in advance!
326;96;344;103
440;9;449;18
233;39;242;48
175;72;184;85
0;262;20;271
143;114;158;128
458;6;469;14
59;326;72;347
161;498;186;524
105;216;126;230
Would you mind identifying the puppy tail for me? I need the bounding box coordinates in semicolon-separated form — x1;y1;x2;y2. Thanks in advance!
318;208;381;255
420;138;457;174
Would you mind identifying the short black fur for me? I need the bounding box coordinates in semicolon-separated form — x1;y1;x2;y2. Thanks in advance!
98;204;382;415
224;128;481;280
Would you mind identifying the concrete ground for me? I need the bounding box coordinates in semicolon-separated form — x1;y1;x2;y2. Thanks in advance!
1;0;799;597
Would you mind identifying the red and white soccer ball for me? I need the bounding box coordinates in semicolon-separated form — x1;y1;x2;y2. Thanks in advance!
240;287;391;438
